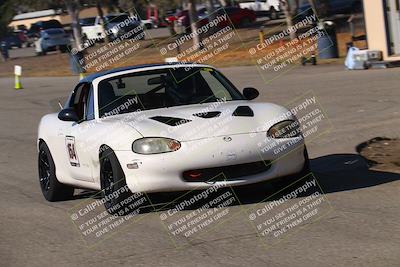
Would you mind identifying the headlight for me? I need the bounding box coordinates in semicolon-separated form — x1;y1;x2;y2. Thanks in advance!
132;137;181;154
267;120;301;139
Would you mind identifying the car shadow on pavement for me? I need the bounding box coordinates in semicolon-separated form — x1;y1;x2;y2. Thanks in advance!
72;153;399;213
310;153;399;193
233;153;399;206
145;153;400;212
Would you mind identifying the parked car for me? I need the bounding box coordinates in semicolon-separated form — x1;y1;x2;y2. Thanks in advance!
165;9;180;25
79;16;102;42
177;6;256;32
141;18;156;29
34;28;70;55
1;33;22;48
27;20;63;47
37;63;309;214
297;0;362;16
176;7;214;28
239;0;281;19
175;10;193;30
15;30;28;45
80;14;145;43
218;7;257;27
0;41;9;60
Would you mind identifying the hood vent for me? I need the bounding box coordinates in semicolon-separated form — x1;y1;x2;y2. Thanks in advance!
232;106;254;117
150;116;191;126
193;111;221;118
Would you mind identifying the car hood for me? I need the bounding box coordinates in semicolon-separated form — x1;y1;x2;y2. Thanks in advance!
103;101;292;141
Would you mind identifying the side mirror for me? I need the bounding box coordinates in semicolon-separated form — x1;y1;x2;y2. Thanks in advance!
243;87;259;100
58;108;79;122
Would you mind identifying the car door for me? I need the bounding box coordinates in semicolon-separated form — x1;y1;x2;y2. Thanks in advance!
63;82;95;182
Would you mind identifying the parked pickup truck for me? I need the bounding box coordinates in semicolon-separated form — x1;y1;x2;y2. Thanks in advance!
80;13;144;43
239;0;281;19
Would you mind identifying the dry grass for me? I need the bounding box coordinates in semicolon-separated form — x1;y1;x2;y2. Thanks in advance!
0;28;362;77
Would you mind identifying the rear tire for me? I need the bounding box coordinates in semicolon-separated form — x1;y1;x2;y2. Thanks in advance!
38;142;74;201
60;45;68;53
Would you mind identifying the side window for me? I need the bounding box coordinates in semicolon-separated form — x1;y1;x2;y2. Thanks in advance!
86;86;95;120
68;83;91;122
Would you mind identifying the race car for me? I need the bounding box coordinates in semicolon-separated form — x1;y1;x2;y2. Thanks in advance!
37;63;309;211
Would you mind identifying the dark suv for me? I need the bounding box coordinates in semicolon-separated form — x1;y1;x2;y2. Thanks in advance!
26;20;63;46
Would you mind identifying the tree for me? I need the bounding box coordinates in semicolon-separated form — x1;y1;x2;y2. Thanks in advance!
95;0;109;43
205;0;216;21
0;0;15;39
279;0;299;40
64;0;83;50
188;0;200;49
118;0;146;17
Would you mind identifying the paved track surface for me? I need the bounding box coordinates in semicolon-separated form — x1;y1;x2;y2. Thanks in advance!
0;64;399;266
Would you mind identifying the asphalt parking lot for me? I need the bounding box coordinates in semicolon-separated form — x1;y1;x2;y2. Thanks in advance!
0;64;399;266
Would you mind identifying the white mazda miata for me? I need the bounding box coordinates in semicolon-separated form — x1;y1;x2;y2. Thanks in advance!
37;63;309;211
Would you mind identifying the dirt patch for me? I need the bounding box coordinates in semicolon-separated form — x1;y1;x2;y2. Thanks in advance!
357;137;400;173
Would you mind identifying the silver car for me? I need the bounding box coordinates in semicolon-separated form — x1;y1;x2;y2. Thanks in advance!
35;28;71;55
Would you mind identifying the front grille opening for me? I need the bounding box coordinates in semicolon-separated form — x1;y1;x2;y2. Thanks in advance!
182;161;272;182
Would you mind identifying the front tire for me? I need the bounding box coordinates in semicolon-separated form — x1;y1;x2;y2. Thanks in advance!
60;45;68;53
100;147;132;215
38;142;74;201
269;8;279;20
240;17;251;28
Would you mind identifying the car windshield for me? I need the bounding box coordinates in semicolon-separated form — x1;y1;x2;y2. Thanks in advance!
42;20;62;29
97;67;244;118
105;15;130;23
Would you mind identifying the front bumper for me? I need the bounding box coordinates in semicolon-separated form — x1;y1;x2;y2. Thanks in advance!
114;132;306;193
